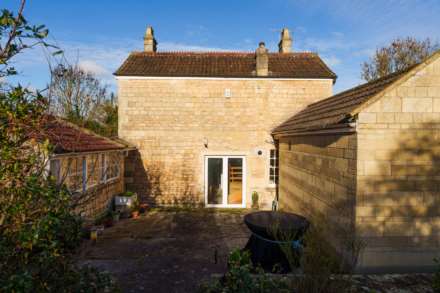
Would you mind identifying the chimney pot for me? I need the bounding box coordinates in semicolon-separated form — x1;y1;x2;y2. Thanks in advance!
278;28;292;53
144;26;157;52
256;42;269;76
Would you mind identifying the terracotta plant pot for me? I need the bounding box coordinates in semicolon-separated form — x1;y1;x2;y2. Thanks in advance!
139;203;149;213
132;210;140;219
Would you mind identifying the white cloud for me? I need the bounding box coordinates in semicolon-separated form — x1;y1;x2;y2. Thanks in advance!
322;56;341;67
78;60;110;76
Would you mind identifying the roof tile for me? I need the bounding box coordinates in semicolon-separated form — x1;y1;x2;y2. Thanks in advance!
38;116;126;154
272;64;418;135
114;51;336;80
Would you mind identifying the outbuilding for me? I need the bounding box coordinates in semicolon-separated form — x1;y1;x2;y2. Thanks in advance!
273;50;440;273
42;116;133;219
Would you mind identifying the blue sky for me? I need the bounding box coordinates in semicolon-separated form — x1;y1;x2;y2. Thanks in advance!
4;0;440;93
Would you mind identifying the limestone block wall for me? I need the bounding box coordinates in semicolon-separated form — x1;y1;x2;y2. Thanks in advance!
356;57;440;272
118;78;333;207
278;134;357;250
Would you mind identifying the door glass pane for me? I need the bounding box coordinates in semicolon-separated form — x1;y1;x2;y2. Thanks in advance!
228;158;243;204
207;158;223;204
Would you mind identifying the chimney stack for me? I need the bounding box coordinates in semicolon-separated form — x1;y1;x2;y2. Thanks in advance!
278;28;292;53
256;42;269;76
144;26;157;52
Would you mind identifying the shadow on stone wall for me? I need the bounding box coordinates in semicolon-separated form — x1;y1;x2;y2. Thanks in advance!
125;150;203;207
361;123;440;266
279;134;360;271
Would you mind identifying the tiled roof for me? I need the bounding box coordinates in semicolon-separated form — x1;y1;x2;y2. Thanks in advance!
114;51;337;80
272;64;418;135
38;116;126;154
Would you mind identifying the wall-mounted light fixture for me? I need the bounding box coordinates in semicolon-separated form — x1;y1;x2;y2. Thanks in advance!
203;137;208;148
224;88;231;98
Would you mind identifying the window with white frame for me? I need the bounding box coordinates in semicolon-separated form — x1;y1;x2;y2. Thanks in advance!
105;152;120;182
66;157;84;193
269;149;279;185
86;154;100;188
100;153;106;182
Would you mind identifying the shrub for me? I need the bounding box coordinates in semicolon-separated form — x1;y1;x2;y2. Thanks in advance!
0;5;118;292
433;258;440;293
0;87;119;292
293;216;363;293
199;249;289;293
251;191;259;209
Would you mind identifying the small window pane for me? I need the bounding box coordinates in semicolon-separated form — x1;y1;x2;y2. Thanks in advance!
66;157;82;193
87;154;99;188
50;159;60;184
269;149;279;185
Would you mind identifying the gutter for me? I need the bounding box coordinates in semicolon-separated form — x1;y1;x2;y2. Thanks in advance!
50;147;136;159
272;122;357;139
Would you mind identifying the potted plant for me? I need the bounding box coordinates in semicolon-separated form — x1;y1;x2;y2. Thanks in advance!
102;215;113;228
112;211;120;222
139;203;149;214
114;191;138;218
131;197;140;219
132;210;140;219
251;191;259;209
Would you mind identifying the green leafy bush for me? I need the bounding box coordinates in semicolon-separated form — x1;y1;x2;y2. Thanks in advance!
0;88;118;292
433;258;440;292
0;4;119;292
199;249;289;293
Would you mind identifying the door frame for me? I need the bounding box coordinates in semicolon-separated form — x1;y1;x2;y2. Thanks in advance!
204;155;246;208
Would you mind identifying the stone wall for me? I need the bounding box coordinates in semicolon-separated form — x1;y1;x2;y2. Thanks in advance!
278;134;357;256
118;78;333;207
355;56;440;272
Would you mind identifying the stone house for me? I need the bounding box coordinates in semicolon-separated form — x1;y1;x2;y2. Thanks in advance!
43;116;132;218
115;27;336;208
273;50;440;272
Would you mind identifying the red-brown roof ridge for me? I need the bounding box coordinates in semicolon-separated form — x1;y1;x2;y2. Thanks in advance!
114;50;336;80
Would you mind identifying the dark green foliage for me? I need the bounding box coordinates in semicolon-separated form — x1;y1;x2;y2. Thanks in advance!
199;249;289;293
0;3;118;291
80;101;118;138
0;87;119;292
0;2;60;78
433;258;440;292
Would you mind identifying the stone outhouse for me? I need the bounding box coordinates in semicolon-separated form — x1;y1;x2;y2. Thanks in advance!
273;50;440;273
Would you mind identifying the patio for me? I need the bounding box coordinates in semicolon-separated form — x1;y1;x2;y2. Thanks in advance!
76;208;435;293
76;208;250;292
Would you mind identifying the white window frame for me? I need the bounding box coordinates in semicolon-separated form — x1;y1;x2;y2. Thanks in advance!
86;154;100;190
66;157;84;194
204;155;246;208
268;149;279;187
105;153;120;183
82;157;87;193
100;153;106;182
